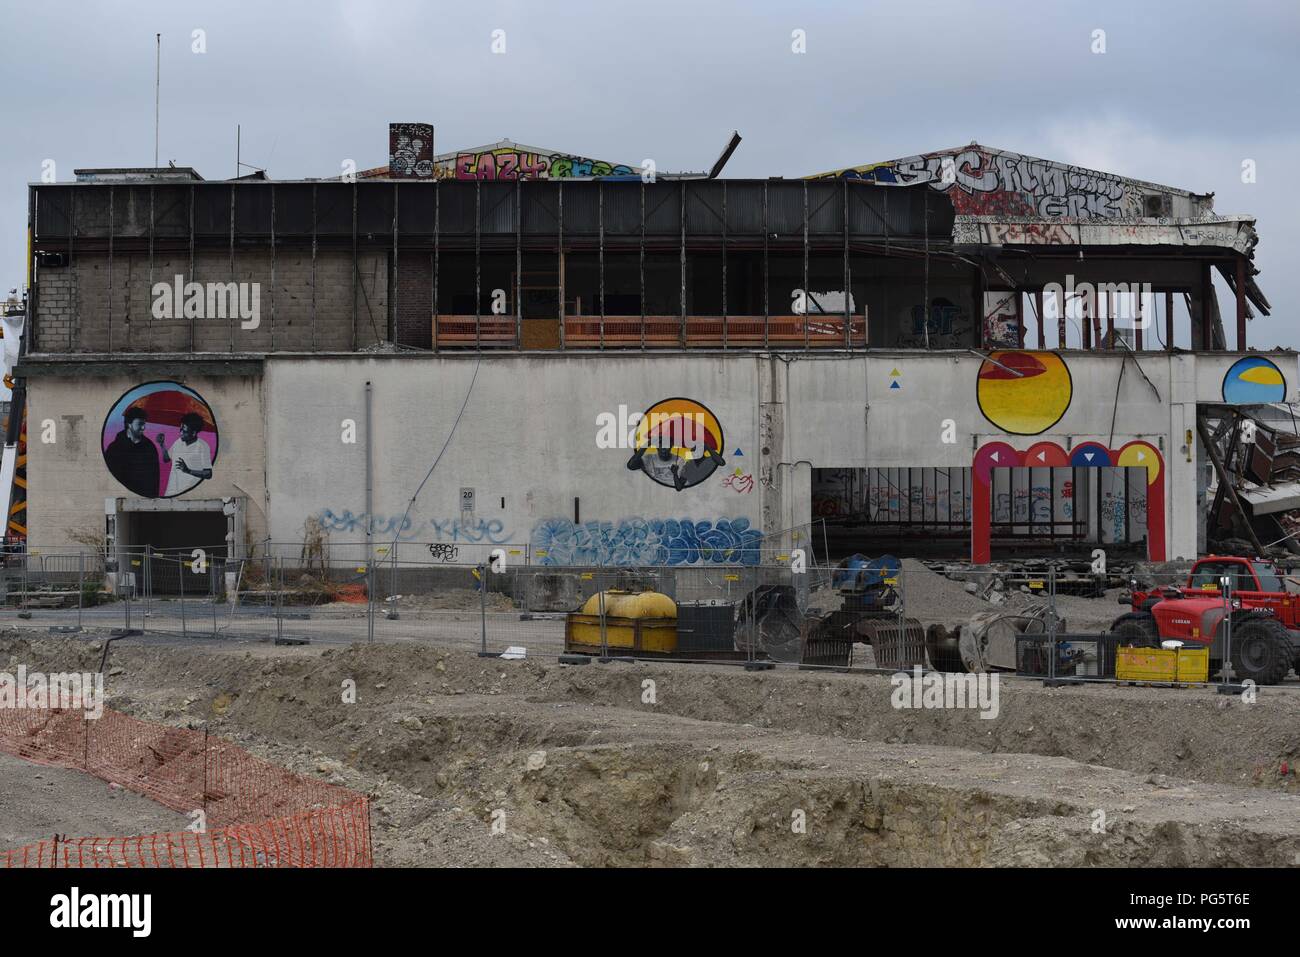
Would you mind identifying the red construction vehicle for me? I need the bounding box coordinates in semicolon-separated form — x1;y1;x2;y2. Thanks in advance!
1110;556;1300;685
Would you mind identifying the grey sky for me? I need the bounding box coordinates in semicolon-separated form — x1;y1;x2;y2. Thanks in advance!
2;0;1297;344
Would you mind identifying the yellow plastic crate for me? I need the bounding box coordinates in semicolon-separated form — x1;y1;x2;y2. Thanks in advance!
1117;645;1210;683
564;614;678;655
1176;646;1210;683
1116;646;1177;682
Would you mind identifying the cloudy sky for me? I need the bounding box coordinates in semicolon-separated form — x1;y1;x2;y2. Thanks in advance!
2;0;1297;344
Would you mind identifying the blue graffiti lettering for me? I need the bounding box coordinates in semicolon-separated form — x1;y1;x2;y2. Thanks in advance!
530;517;762;566
317;509;511;543
429;517;510;544
317;508;417;540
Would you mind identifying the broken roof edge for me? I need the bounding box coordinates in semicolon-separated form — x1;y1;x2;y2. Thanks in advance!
952;212;1260;251
809;142;1201;199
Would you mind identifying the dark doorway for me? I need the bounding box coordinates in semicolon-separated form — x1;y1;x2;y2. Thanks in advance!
120;509;229;594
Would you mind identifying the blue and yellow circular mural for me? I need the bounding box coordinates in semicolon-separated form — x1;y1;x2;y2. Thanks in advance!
1222;356;1287;405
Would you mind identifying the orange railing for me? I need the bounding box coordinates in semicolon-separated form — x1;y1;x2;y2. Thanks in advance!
433;315;867;349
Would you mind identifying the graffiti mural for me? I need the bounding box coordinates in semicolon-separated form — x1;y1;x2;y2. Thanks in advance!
976;350;1072;436
811;145;1155;219
983;291;1023;348
722;469;754;494
899;299;972;349
1222;356;1287;405
531;517;762;566
626;397;726;491
316;510;510;544
101;381;218;498
389;123;434;178
435;144;637;182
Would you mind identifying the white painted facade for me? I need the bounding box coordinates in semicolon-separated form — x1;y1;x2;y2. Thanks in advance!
24;349;1295;565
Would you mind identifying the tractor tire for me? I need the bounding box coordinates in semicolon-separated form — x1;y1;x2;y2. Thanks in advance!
1230;618;1293;686
1111;613;1159;648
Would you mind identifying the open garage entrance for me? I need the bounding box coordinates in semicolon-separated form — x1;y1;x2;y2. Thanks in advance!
109;497;243;594
813;465;1150;561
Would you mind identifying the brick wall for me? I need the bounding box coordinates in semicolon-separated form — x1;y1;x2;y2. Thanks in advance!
32;247;390;354
393;252;432;349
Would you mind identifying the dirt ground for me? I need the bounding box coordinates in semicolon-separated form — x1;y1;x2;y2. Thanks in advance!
0;751;190;850
3;627;1300;867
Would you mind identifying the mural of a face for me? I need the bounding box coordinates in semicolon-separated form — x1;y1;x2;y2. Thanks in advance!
1223;356;1287;405
626;398;725;491
976;350;1073;436
101;381;218;499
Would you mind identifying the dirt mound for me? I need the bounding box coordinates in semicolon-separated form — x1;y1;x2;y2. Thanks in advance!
4;631;1300;866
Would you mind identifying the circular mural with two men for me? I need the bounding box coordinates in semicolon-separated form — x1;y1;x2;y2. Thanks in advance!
101;381;219;498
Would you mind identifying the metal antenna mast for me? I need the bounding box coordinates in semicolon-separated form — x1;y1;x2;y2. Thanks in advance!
154;34;160;167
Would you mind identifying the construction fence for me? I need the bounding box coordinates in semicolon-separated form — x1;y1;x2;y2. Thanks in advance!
5;540;1260;686
0;705;372;868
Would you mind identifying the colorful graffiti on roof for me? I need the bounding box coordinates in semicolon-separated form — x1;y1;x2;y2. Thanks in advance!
436;146;637;181
810;145;1148;219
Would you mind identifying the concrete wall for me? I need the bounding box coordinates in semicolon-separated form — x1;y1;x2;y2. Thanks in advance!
25;372;267;548
262;349;1299;564
24;348;1297;564
263;355;768;566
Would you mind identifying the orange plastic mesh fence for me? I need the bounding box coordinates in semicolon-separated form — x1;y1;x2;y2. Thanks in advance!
0;707;372;868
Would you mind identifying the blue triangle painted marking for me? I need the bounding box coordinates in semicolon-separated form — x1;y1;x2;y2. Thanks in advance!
733;448;744;456
890;381;901;389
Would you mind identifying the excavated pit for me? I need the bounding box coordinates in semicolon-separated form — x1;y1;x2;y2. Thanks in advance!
3;632;1300;867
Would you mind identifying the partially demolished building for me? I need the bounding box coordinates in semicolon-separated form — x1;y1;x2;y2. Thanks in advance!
12;128;1294;568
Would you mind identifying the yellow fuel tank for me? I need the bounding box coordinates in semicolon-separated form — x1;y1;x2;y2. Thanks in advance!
579;590;677;619
568;590;679;655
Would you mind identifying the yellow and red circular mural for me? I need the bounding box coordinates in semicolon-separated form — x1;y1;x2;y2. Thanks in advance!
976;350;1072;435
627;397;726;491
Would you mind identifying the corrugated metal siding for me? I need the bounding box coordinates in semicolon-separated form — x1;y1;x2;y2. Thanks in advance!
477;183;515;235
686;182;725;234
602;183;642;234
725;182;764;234
33;179;948;243
521;182;560;235
559;182;600;236
396;184;437;236
643;183;681;235
766;181;804;235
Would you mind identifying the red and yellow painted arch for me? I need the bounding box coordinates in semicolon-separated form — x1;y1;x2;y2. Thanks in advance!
971;439;1164;564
